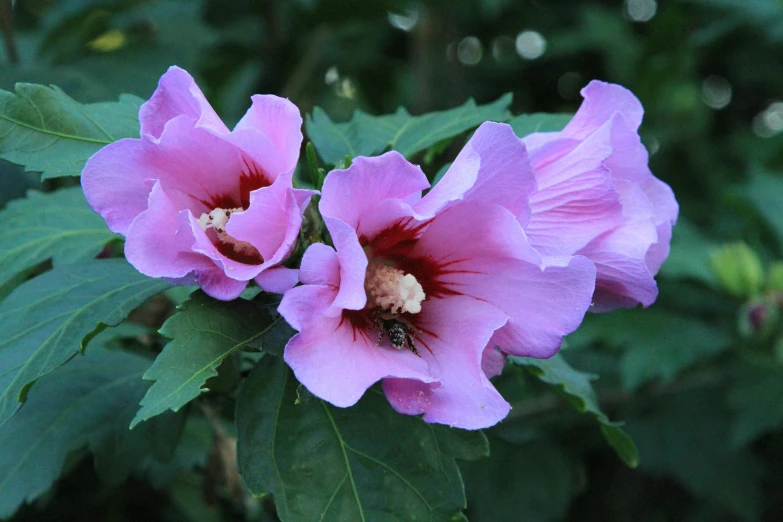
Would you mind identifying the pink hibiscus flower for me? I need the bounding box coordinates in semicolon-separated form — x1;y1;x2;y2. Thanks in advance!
82;66;315;300
279;123;596;429
521;81;679;311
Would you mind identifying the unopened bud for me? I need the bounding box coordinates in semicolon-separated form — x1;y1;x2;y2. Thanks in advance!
710;242;764;299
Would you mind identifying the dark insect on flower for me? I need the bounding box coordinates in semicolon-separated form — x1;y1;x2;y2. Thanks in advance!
372;310;419;356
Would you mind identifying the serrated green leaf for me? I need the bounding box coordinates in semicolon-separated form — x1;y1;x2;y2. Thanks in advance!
306;94;512;165
236;357;489;522
131;291;280;428
0;259;168;427
507;112;572;138
0;188;118;287
510;353;639;467
0;83;141;179
0;347;184;519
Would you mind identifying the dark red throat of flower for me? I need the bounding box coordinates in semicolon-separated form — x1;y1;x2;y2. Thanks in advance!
199;157;271;211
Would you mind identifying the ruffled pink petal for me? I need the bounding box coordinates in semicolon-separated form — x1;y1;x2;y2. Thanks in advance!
417;122;536;225
319;152;429;239
82;138;156;235
85;115;250;226
278;284;337;332
412;202;596;358
255;267;300;294
562;80;644;139
525;118;623;256
195;267;248;301
227;173;314;265
139;66;228;139
282;301;433;408
217;127;292;184
233;95;303;174
124;181;210;278
299;243;340;286
481;342;507;379
578;179;659;311
324;217;368;312
383;296;510;429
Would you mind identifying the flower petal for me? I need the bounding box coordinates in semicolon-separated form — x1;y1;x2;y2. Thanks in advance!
319;152;429;239
525;118;623;256
324;217;368;312
562;80;644;139
578;179;659;311
383;296;510;429
124;181;210;278
281;288;433;408
139;66;228;139
412;202;596;358
233;94;303;174
254;267;300;294
417;122;536;224
195;267;248;301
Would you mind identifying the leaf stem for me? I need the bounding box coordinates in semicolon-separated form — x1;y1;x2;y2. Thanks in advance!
0;0;18;65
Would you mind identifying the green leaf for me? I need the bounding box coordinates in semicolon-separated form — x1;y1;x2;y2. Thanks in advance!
659;219;718;286
461;438;574;522
0;83;141;179
0;347;184;519
573;309;730;390
510;353;639;467
507;112;572;138
0;188;118;287
131;291;280;428
0;259;168;427
728;368;783;446
306;94;512;165
628;389;762;522
236;357;489;522
740;167;783;245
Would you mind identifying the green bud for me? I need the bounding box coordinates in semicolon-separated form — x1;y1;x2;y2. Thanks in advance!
710;242;764;299
768;262;783;292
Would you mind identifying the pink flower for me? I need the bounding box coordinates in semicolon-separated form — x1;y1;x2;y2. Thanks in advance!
82;67;315;300
521;81;679;311
279;123;596;429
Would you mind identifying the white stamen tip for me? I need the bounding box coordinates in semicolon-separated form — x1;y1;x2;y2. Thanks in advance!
365;261;426;314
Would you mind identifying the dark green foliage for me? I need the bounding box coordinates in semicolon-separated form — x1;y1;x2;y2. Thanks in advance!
236;357;488;522
0;346;184;519
0;259;169;428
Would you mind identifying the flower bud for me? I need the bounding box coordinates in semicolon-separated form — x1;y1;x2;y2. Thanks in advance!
710;242;764;299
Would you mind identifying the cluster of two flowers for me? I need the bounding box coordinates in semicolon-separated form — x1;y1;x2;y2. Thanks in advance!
82;67;677;430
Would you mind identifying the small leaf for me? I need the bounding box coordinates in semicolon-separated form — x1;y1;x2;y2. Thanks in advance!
0;347;184;519
0;259;168;427
510;353;639;467
131;291;281;428
0;83;142;179
236;357;489;522
507;112;572;138
0;188;118;287
306;94;512;165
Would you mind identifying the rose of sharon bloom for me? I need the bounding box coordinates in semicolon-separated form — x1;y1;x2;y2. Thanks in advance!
82;66;315;300
279;123;596;429
521;80;679;311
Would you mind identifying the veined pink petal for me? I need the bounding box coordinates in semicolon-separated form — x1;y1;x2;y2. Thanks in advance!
412;202;596;358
